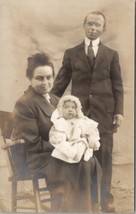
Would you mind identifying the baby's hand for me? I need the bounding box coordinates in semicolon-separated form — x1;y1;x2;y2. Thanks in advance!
93;141;100;150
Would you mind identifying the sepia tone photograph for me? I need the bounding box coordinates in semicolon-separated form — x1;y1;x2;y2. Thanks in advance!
0;0;134;213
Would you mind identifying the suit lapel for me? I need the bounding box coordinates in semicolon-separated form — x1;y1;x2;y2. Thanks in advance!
76;42;91;71
33;95;56;116
26;87;57;116
94;43;106;69
76;42;106;71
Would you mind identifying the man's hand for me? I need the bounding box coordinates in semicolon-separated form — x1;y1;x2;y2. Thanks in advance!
113;114;124;127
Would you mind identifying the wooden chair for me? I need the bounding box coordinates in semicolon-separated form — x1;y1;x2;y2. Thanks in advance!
0;111;51;212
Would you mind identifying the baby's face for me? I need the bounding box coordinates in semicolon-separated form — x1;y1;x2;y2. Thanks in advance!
62;101;77;120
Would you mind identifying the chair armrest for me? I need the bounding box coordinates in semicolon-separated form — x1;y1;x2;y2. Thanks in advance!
1;139;25;150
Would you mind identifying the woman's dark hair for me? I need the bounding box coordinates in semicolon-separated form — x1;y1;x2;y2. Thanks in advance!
26;52;55;79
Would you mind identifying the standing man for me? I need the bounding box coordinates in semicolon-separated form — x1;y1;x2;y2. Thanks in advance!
51;11;124;212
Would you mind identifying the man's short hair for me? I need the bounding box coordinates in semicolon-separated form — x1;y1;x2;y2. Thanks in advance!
84;11;106;28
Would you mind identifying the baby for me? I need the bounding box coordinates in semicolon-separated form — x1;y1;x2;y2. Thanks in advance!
49;95;100;163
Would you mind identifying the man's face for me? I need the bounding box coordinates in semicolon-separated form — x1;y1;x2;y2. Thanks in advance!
31;65;54;95
62;101;77;120
83;13;106;40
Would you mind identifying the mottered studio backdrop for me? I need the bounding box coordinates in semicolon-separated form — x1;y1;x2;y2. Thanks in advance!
0;0;134;212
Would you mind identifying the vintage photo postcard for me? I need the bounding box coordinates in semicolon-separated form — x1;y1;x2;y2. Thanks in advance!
0;0;134;213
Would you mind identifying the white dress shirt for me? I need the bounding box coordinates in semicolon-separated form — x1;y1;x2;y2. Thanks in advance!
85;37;100;57
43;93;51;103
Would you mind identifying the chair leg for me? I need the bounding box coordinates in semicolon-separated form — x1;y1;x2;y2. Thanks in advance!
32;178;38;212
33;177;42;212
11;180;17;212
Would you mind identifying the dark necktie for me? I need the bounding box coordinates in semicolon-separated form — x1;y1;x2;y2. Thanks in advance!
87;41;95;68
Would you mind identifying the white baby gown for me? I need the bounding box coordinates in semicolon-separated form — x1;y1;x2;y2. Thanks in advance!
49;110;100;163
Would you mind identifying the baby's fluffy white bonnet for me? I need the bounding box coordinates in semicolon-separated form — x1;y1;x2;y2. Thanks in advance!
57;95;84;118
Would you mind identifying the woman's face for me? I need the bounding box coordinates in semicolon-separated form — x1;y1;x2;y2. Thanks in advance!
62;101;77;120
31;65;54;95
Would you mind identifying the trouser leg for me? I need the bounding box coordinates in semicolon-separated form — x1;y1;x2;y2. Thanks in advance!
94;133;114;207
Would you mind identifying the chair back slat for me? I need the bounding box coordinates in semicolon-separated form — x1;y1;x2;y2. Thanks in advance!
0;111;15;176
0;111;13;138
0;111;30;177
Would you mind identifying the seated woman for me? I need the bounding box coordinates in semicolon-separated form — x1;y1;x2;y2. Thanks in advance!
11;52;102;213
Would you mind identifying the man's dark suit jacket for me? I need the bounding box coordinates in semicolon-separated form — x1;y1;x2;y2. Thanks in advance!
51;41;124;133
